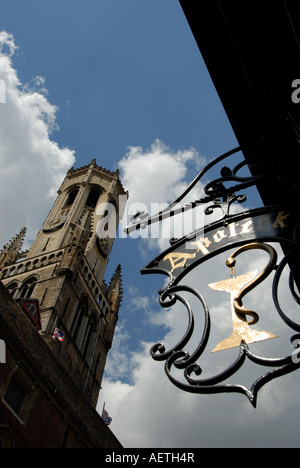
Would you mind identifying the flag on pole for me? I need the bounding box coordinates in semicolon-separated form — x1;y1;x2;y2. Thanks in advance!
52;328;65;342
101;404;112;425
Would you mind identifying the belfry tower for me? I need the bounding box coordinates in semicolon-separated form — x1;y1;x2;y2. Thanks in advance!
0;160;128;408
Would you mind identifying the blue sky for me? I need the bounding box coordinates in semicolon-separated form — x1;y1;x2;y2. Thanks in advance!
2;0;236;162
1;0;299;449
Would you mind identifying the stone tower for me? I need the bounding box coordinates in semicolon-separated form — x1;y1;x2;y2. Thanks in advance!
0;159;128;408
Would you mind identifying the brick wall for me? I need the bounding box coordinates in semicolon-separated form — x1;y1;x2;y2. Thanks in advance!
0;282;122;448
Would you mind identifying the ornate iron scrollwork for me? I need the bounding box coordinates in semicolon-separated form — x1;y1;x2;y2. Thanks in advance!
125;136;300;407
147;238;300;407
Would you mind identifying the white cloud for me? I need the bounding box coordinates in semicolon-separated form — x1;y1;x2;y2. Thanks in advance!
0;31;75;249
119;139;204;207
103;322;135;383
118;139;210;259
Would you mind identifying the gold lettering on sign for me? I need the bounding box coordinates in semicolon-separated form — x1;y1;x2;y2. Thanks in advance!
256;215;271;230
161;211;292;274
272;211;290;229
190;237;212;256
163;252;197;273
228;222;239;238
213;230;227;243
240;219;253;235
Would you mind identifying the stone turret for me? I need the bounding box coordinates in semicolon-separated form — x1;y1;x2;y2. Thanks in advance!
0;227;27;268
108;264;123;313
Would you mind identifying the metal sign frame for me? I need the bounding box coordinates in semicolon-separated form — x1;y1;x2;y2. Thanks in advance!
125;136;300;407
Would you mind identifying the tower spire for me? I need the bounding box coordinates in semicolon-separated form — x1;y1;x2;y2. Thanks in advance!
0;227;27;267
108;264;123;312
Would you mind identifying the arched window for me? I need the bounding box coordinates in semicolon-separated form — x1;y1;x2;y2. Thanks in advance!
64;188;79;207
70;296;98;360
19;277;38;299
71;304;85;342
70;294;88;346
8;267;16;277
82;312;97;359
0;269;8;279
16;264;24;274
85;187;101;209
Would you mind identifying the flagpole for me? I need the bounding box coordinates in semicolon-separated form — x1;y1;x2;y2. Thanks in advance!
102;402;105;417
53;314;58;331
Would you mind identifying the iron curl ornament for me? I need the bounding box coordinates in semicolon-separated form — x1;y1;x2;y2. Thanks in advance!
125;136;300;407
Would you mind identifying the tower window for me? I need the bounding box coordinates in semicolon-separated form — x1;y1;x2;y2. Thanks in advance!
82;313;97;359
19;277;37;299
4;379;24;414
70;295;88;345
64;188;79;207
85;188;101;209
71;305;85;342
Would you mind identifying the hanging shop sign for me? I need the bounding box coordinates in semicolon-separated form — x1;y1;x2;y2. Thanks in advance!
125;138;300;407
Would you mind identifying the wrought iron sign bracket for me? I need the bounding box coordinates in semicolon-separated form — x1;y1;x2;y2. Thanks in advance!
125;136;300;407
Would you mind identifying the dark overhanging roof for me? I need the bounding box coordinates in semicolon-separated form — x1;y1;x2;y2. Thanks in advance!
179;0;300;207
